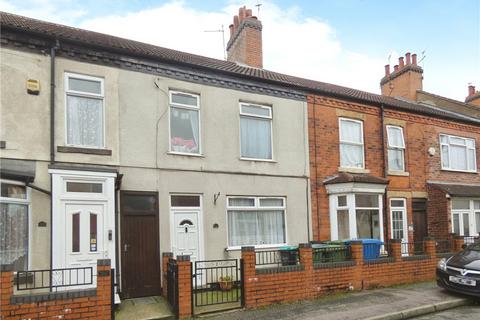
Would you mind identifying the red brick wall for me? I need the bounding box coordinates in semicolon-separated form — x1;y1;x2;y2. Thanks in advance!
426;185;450;239
308;95;480;241
0;261;112;320
242;240;446;309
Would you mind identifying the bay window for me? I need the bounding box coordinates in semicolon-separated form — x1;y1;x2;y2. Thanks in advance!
240;103;273;160
329;193;384;241
170;91;201;154
227;197;285;247
339;118;364;168
386;126;405;171
440;134;476;172
0;181;29;271
451;198;480;237
65;73;104;148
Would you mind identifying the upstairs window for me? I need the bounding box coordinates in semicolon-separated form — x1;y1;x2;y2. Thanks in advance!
339;118;364;168
65;73;104;148
169;91;200;155
387;126;405;171
240;103;273;160
440;134;476;172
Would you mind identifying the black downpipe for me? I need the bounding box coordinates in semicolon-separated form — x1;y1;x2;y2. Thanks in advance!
49;41;58;282
380;105;389;242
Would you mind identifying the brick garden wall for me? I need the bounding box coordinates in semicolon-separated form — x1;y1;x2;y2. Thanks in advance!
0;260;112;320
241;240;457;309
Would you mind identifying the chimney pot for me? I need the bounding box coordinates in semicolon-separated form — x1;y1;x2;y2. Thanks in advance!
233;15;239;30
399;57;405;68
384;65;390;77
239;6;246;22
412;54;417;65
246;9;252;17
394;65;399;72
405;52;411;65
469;85;476;97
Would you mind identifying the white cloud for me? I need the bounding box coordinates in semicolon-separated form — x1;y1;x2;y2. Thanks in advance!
75;0;386;94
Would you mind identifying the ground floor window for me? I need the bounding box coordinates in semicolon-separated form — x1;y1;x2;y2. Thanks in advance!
0;182;29;271
451;198;480;237
227;197;286;247
330;193;384;241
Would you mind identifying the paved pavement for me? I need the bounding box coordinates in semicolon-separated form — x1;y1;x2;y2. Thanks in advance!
411;305;480;319
202;282;472;320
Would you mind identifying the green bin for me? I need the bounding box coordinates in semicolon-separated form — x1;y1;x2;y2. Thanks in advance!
312;241;349;263
279;245;299;266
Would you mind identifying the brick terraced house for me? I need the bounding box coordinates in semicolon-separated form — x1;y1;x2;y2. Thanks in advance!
1;6;480;309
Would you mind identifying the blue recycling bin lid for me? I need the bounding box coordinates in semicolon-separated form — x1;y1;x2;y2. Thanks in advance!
344;239;384;245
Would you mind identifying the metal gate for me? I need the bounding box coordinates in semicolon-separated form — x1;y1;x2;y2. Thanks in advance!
166;259;179;316
193;259;243;314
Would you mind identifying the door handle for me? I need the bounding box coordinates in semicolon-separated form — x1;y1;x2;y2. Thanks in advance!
124;244;131;252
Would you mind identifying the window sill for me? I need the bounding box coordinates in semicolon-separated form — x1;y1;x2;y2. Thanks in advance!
167;151;204;158
240;157;277;163
57;146;112;156
338;167;370;174
441;169;478;174
225;243;287;251
388;171;410;176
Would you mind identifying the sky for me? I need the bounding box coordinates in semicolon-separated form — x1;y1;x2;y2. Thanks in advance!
1;0;479;101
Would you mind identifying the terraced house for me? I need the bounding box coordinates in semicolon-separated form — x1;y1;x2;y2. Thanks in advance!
1;5;480;312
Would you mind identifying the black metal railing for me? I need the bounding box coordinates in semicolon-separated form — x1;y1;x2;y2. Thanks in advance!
436;239;453;254
167;259;179;316
255;249;300;267
16;267;94;291
312;245;352;263
464;236;479;245
401;242;425;256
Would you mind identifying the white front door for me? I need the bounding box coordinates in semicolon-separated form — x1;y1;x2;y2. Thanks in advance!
63;203;105;287
173;211;200;261
390;199;408;255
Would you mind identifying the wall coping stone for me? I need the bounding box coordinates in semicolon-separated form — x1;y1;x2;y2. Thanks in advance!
163;252;174;257
364;257;395;265
241;246;255;252
0;264;14;272
97;259;111;266
10;288;97;305
313;261;356;269
402;255;430;261
256;265;304;274
177;255;190;262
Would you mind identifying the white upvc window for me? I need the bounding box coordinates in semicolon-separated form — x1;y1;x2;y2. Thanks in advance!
0;180;30;271
390;198;407;241
386;126;406;171
330;193;384;241
239;103;273;160
65;73;105;148
451;198;480;237
169;91;201;155
339;118;364;169
440;134;476;172
227;196;285;247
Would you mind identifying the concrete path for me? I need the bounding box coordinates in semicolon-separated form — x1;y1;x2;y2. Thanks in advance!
407;304;480;319
115;295;174;320
202;282;472;320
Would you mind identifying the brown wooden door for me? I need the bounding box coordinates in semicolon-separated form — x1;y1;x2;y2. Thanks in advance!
412;199;428;243
120;191;161;298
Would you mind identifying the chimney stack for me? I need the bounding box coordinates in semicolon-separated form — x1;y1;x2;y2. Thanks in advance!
227;6;263;68
380;51;423;101
466;84;480;106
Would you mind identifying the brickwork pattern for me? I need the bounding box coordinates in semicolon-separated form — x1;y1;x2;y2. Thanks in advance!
308;94;480;241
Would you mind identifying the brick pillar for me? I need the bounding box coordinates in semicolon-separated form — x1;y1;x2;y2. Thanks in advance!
454;236;465;252
298;243;313;299
349;241;363;290
390;239;402;261
176;255;192;319
241;246;256;309
96;259;112;320
424;237;436;256
0;265;14;319
162;252;173;299
449;233;457;253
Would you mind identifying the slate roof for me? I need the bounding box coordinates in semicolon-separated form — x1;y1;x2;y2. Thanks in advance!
1;11;479;125
428;183;480;197
323;172;388;185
